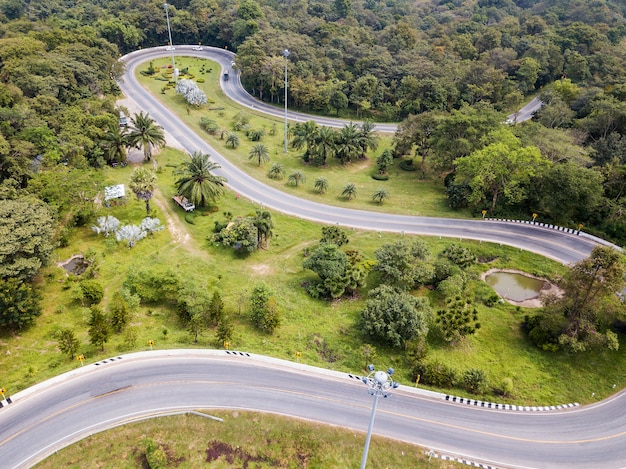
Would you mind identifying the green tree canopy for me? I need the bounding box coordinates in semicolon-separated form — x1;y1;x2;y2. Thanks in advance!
0;197;55;281
454;129;550;211
0;277;41;332
174;152;227;207
359;284;431;348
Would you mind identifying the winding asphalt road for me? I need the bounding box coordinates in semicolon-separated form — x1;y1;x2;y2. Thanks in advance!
1;48;622;469
2;351;626;469
117;46;611;265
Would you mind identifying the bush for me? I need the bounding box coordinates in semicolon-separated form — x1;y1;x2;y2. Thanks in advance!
144;438;167;469
462;368;487;394
80;279;104;305
371;173;389;181
412;360;457;388
185;213;195;224
441;244;476;268
399;159;416;171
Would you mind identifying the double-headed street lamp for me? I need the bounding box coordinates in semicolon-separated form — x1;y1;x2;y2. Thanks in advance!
282;48;290;153
163;3;177;79
360;364;398;469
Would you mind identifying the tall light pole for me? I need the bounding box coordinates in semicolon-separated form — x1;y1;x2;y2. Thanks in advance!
282;49;290;153
163;3;176;79
360;364;398;469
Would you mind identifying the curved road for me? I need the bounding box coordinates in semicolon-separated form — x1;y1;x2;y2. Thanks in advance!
118;46;611;265
2;351;626;469
3;48;617;468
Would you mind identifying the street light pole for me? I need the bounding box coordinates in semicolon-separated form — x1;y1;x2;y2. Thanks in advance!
163;3;176;79
360;365;398;469
282;49;290;153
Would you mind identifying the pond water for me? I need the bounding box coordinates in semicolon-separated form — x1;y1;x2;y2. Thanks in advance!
59;255;88;275
484;272;545;302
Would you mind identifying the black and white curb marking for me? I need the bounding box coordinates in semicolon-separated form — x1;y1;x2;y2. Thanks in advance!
426;451;500;469
444;394;579;411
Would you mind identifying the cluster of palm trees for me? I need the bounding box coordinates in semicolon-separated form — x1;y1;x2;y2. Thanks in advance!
290;120;379;166
101;112;166;165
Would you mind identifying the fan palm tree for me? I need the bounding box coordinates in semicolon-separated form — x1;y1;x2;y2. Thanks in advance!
174;152;227;207
342;183;357;200
372;189;389;204
248;143;270;167
101;123;128;165
288;170;306;187
314;177;329;194
358;120;379;158
225;133;240;149
267;162;285;180
127;112;166;161
313;126;337;166
335;123;361;164
290;120;318;162
252;210;273;248
129;167;157;213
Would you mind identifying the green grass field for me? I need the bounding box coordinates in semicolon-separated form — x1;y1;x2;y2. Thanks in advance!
35;411;462;468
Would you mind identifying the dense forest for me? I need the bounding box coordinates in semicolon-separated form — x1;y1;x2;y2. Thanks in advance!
1;0;626;336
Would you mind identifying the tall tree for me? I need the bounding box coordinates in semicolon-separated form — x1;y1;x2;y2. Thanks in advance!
359;284;431;348
174;152;227;207
454;129;549;211
56;328;80;359
127;112;166;161
129;167;157;214
0;197;55;281
374;239;431;290
0;277;41;332
88;306;110;351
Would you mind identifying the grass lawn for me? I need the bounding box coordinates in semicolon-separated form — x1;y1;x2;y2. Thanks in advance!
36;410;463;469
135;56;463;218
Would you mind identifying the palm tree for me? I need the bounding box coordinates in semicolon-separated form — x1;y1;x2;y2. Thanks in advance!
358;120;379;159
268;162;285;180
342;183;357;200
372;189;389;204
248;143;270;167
313;126;337;166
288;170;306;187
314;177;329;194
174;152;227;207
290;120;318;162
129;167;157;213
252;210;273;248
335;123;361;164
127;112;166;161
100;123;128;165
225;133;240;149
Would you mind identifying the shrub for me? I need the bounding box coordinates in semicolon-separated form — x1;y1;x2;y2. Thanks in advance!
144;438;167;469
371;173;389;181
399;159;416;171
412;360;457;388
462;368;487;394
80;279;104;305
441;244;476;268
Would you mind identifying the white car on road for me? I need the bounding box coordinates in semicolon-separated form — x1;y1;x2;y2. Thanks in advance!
192;45;204;51
165;45;175;51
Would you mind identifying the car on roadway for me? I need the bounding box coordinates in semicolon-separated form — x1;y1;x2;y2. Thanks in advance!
165;45;175;51
192;45;204;51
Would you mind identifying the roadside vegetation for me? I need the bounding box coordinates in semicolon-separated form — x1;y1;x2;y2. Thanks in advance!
36;411;463;469
1;2;626;462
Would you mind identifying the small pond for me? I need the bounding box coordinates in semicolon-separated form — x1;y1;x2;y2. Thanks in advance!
58;255;88;275
484;272;545;302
